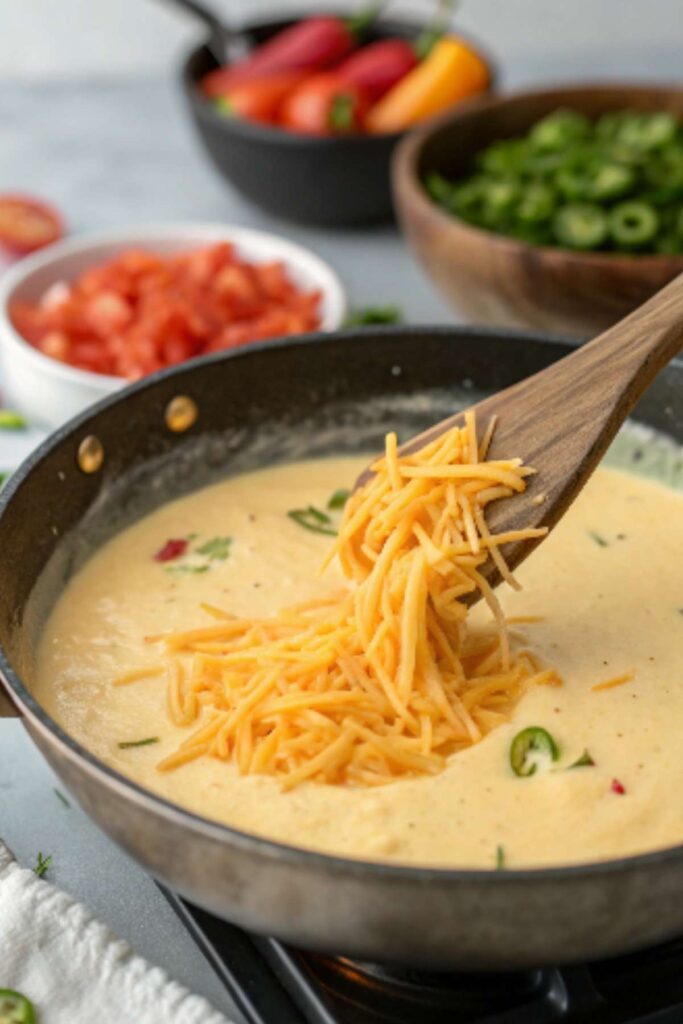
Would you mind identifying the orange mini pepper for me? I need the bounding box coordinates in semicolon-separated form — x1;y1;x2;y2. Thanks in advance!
365;36;489;135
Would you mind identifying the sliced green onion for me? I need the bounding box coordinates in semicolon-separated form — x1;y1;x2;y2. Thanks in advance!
54;788;70;808
328;488;351;510
344;306;403;327
0;410;27;430
495;844;506;870
588;531;608;547
568;749;595;769
118;737;159;749
164;563;210;574
287;506;337;536
510;726;559;777
34;852;52;878
196;536;232;561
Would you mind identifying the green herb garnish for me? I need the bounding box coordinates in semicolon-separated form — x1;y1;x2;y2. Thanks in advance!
344;305;404;328
118;737;159;749
568;749;595;769
287;506;337;536
164;563;210;575
588;531;609;547
328;488;351;511
0;410;27;430
54;788;70;808
510;726;559;777
34;852;52;878
495;844;506;870
196;536;232;561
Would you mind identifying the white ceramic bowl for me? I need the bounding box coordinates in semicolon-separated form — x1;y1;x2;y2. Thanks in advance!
0;223;347;429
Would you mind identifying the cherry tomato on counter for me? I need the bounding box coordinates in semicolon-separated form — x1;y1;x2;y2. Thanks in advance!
280;73;368;136
0;194;63;255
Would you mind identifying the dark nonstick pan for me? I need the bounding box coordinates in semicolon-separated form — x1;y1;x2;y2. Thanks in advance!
0;326;682;971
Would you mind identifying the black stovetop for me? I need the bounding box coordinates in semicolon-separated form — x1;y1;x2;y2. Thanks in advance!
162;889;683;1024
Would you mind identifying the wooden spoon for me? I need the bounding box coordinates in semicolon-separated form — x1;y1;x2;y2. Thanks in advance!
360;273;683;592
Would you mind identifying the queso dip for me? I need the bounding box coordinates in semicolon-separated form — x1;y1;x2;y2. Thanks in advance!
33;456;683;869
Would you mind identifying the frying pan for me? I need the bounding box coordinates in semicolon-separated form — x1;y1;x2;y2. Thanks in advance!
0;326;682;971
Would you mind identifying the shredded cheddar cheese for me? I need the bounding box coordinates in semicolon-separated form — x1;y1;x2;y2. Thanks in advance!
591;671;635;692
133;413;560;788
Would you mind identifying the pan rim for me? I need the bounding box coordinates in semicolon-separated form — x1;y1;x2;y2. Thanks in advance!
2;323;683;886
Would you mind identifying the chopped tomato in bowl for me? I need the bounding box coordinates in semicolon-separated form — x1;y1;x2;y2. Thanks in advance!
0;224;346;427
10;243;322;379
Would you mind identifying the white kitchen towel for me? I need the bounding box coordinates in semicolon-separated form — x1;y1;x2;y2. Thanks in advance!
0;841;234;1023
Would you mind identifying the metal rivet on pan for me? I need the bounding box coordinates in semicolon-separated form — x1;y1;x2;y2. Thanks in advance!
77;435;104;474
165;395;198;433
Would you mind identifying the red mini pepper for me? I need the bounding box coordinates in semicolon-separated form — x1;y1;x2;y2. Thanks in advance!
336;39;418;102
201;8;378;99
214;72;306;124
280;73;368;136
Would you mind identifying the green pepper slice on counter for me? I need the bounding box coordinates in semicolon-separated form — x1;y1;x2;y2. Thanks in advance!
510;727;559;777
553;204;608;250
0;991;35;1024
609;201;659;248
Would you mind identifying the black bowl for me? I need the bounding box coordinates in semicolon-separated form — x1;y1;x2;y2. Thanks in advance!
180;12;493;227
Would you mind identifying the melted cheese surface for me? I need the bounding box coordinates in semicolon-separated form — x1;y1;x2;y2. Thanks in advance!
33;458;683;868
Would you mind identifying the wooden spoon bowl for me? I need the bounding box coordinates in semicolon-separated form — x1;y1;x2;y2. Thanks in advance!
393;83;683;337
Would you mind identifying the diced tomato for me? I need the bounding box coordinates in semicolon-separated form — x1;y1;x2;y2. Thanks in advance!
154;538;188;562
9;243;322;380
0;194;64;254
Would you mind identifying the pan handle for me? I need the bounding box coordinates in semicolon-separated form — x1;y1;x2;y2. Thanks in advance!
0;678;19;718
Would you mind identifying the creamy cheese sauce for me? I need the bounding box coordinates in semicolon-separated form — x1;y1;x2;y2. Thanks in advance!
33;458;683;868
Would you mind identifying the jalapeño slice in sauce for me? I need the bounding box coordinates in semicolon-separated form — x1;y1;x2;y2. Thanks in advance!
0;991;35;1024
510;727;560;777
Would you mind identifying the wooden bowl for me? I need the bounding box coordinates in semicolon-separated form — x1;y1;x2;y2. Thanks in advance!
393;84;683;336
